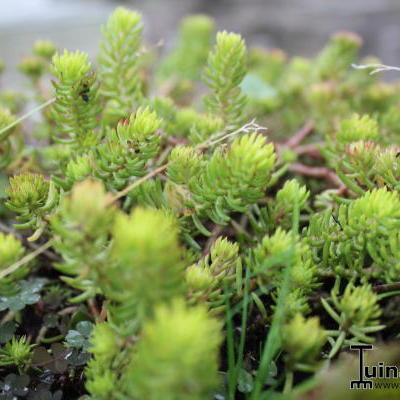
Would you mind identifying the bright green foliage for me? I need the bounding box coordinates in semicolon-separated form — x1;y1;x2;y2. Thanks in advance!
98;7;143;123
167;146;204;186
86;358;117;398
336;113;379;144
95;107;161;191
51;50;100;146
323;113;400;196
251;179;310;233
186;237;241;314
322;282;384;358
158;15;214;82
189;113;223;144
0;233;28;293
191;133;276;225
32;40;57;60
204;31;247;129
102;207;185;333
85;323;120;398
306;188;400;282
18;56;46;82
120;300;222;400
0;232;25;270
313;31;362;80
53;153;93;190
248;47;287;85
6;173;58;240
50;179;115;300
4;8;400;399
0;336;35;372
282;313;326;371
251;227;318;315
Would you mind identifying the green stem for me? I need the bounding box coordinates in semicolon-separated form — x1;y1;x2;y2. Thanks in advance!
328;330;346;359
283;370;294;395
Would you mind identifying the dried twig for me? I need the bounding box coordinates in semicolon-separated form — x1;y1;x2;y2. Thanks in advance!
108;120;265;205
352;63;400;75
0;240;53;279
0;222;59;261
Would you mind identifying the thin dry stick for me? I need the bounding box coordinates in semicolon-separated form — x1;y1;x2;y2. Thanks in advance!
0;240;52;279
107;163;171;204
0;97;55;138
0;221;59;261
352;63;400;75
0;98;57;279
108;120;265;204
4;120;265;274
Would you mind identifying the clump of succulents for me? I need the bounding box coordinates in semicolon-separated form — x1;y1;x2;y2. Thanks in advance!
2;5;400;399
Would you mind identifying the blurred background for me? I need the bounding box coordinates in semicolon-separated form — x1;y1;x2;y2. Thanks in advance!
3;0;400;86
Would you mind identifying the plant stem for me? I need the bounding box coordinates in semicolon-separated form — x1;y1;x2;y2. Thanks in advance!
328;330;346;359
283;370;294;394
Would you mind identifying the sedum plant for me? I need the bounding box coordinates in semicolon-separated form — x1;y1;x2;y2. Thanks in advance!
204;31;247;129
322;281;384;358
6;173;59;241
98;7;143;124
3;6;400;399
120;300;222;400
0;232;29;294
50;179;115;301
0;336;35;373
51;50;100;147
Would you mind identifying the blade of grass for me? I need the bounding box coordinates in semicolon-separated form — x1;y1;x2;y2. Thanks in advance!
250;194;299;399
0;98;55;138
226;266;251;400
225;285;236;400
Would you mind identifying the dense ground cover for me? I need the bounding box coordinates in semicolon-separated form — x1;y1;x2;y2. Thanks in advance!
1;6;400;400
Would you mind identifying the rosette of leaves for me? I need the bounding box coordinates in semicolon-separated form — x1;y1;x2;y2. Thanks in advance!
85;323;120;398
50;179;115;301
322;281;384;358
94;107;161;191
0;232;29;294
312;31;362;81
6;173;59;241
98;7;144;124
119;300;222;400
189;133;276;229
0;336;35;372
250;228;318;316
282;313;326;392
249;179;310;236
204;31;247;130
52;153;94;191
305;188;400;282
98;207;185;335
323;114;381;195
186;237;241;314
50;50;100;147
